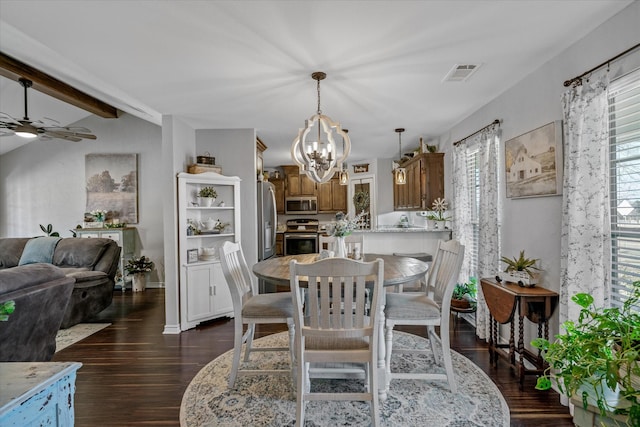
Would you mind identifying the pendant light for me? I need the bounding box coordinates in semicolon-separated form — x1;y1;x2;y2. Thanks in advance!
291;72;350;184
395;128;406;185
339;129;349;185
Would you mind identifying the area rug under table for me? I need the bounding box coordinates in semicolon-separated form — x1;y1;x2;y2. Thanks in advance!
181;331;509;426
55;323;110;352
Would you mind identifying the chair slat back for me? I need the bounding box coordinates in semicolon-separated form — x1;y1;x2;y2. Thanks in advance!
426;239;465;305
290;257;383;339
219;241;256;313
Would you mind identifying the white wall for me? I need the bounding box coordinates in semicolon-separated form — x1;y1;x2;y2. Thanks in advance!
196;128;258;267
0;113;165;283
437;2;640;338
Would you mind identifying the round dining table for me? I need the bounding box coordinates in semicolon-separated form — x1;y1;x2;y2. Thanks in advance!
252;253;429;289
252;253;429;401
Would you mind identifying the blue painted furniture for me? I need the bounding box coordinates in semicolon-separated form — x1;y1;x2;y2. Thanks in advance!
0;362;82;426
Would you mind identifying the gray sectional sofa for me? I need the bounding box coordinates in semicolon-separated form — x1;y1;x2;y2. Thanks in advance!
0;237;121;329
0;263;75;361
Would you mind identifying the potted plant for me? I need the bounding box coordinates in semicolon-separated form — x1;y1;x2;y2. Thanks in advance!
452;277;477;309
125;256;154;292
499;250;540;287
0;300;15;321
198;186;217;207
532;282;640;426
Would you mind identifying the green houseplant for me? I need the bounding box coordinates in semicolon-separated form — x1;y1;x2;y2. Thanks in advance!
198;186;217;199
125;256;154;274
532;281;640;426
452;277;477;309
0;300;15;321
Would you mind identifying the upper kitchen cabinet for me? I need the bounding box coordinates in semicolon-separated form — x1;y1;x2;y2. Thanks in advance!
271;177;285;214
317;173;347;213
393;153;444;211
282;165;316;197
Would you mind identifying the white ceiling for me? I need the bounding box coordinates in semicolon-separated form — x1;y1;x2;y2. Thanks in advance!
0;0;633;164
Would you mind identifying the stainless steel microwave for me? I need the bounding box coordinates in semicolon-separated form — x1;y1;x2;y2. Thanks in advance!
285;196;318;215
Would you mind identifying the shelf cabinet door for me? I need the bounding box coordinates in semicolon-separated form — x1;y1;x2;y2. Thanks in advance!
212;262;233;314
317;174;347;213
185;264;216;322
271;177;285;214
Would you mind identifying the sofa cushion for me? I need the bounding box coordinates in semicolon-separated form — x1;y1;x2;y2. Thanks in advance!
63;269;108;284
0;238;30;269
18;237;62;266
53;238;109;269
0;263;67;294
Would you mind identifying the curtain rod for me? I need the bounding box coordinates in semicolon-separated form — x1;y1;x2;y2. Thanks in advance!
453;119;500;146
564;42;640;87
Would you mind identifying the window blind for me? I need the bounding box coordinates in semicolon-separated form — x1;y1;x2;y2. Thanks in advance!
609;68;640;308
467;147;480;278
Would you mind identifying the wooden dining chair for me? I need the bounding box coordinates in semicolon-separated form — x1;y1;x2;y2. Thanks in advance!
219;241;295;388
289;257;383;427
384;239;465;392
318;234;364;259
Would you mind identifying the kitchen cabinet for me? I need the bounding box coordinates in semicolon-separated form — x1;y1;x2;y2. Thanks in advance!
282;165;316;197
177;172;240;331
394;153;444;211
271;177;285;214
76;227;136;290
275;233;283;256
317;173;347;213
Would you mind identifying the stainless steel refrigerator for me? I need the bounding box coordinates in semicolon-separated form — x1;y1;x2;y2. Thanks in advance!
257;181;277;261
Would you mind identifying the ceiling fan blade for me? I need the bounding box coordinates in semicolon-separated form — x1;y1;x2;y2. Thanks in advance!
42;130;83;142
0;112;21;126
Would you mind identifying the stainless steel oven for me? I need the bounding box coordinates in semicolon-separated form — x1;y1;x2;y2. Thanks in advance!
284;218;319;255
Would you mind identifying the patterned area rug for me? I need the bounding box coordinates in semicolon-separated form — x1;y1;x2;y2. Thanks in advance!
55;323;110;352
181;331;510;426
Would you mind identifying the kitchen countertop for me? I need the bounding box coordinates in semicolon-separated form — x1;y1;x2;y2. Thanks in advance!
357;226;451;233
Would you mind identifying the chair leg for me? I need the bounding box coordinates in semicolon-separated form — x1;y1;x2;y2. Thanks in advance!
288;320;296;396
427;325;441;364
229;318;244;388
440;322;457;393
370;359;380;427
243;323;255;362
295;356;306;427
384;323;394;387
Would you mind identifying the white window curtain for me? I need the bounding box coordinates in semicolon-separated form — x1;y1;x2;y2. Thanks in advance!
560;70;611;324
453;126;501;340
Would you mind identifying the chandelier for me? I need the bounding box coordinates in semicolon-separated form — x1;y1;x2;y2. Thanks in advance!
291;72;350;184
394;128;406;185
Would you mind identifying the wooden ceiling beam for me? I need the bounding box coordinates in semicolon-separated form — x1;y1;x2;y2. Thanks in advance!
0;51;120;119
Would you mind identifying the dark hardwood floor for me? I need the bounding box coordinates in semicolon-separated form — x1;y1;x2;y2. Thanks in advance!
52;289;573;426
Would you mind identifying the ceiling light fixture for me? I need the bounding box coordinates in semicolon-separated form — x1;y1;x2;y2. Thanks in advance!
339;129;349;185
291;71;350;184
394;128;406;185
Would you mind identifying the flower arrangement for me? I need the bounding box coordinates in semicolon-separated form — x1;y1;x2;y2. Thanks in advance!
90;209;108;222
124;256;154;274
427;198;451;221
326;211;365;237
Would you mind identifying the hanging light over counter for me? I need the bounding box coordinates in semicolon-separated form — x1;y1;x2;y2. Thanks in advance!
339;129;350;185
291;72;350;184
394;128;406;185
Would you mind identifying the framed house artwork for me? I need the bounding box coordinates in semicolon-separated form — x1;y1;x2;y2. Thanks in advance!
505;121;563;199
85;153;138;224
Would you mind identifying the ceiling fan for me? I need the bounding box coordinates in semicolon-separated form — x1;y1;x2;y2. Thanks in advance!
0;77;97;142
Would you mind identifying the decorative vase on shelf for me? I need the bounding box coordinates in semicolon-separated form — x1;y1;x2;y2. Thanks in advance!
334;236;348;258
132;273;147;292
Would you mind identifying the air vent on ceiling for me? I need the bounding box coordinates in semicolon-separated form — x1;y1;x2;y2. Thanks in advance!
442;63;481;82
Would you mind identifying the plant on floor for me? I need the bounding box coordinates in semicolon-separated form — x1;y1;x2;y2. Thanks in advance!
125;256;154;274
500;250;539;277
39;223;60;237
531;281;640;425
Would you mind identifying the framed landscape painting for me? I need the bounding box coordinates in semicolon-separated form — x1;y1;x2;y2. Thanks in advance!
85;153;138;223
505;121;563;199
